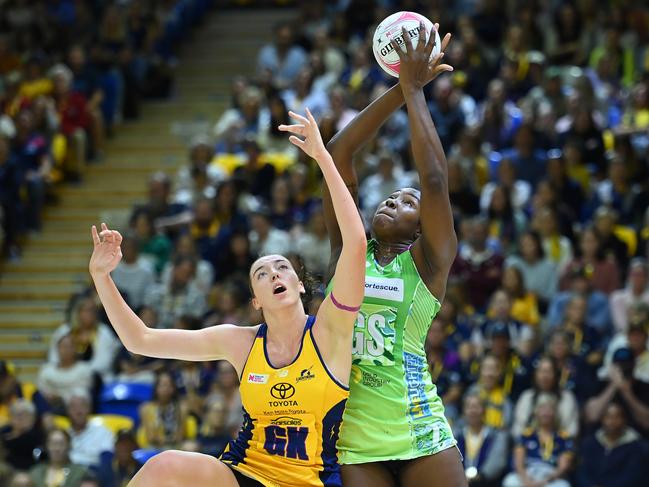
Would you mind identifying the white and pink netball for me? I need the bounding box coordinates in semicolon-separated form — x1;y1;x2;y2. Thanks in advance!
372;11;442;78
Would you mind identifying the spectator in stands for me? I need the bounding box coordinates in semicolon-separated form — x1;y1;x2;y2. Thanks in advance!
97;429;141;487
196;400;232;458
130;209;172;275
48;295;120;382
610;258;649;333
162;234;214;296
293;206;330;279
66;390;113;468
427;75;465;151
248;206;291;257
547;263;611;333
65;45;105;159
111;233;156;309
187;196;225;261
501;266;540;326
560;226;621;295
467;354;512;429
231;138;276;201
12;108;52;232
173;135;224;206
425;319;464;422
544;150;585;222
448;160;481;218
0;399;43;470
585;347;649;436
452;216;505;311
139;371;188;449
0;361;35;429
133;172;190;237
256;21;308;89
600;307;649;383
454;392;508;487
576;402;648;487
484;185;527;251
560;294;605;367
505;230;558;306
37;334;92;415
593;206;630;271
204;362;242;437
480;158;530;214
478;290;534;358
203;284;246;329
29;428;87;487
268;177;295;231
144;256;206;329
214;231;255;287
513;356;579;437
504;394;574;487
532;206;573;271
282;67;329;120
49;63;89;180
594;154;643;225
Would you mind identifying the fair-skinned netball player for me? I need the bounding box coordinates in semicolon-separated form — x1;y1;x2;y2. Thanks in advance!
322;24;467;486
88;108;366;487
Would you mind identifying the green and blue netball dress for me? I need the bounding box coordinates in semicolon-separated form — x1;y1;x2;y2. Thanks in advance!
328;239;456;464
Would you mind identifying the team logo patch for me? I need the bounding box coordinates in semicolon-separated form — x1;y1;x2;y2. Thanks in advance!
270;382;296;399
364;276;404;302
296;366;315;383
247;373;269;384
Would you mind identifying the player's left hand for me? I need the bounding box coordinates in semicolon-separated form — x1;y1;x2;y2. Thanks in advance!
391;21;453;92
278;108;328;161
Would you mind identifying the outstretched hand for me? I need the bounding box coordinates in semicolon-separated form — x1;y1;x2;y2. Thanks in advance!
278;108;328;161
390;22;453;91
89;223;123;277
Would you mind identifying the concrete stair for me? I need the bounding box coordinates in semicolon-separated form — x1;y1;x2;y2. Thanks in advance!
0;7;292;383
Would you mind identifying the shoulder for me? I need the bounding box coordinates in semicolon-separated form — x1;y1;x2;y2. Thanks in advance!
521;427;535;438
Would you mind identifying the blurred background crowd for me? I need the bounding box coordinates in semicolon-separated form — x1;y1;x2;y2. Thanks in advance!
1;0;649;486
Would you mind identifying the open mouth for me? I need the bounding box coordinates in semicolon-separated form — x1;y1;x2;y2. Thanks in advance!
273;284;287;295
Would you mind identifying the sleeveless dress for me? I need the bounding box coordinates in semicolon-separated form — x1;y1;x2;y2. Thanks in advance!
330;239;456;464
221;316;349;486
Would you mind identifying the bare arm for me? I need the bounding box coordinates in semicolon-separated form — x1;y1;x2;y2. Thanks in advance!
322;85;402;281
547;451;574;482
393;25;456;299
89;224;254;374
618;380;649;430
322;25;451;283
585;381;617;424
280;110;366;382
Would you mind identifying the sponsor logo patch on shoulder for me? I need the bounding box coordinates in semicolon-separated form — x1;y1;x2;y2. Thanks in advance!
247;373;269;384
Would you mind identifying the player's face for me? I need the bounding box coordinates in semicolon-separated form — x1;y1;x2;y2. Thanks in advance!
250;255;304;311
372;188;421;243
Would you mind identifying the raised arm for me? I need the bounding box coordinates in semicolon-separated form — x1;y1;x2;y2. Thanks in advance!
323;24;451;283
392;24;457;300
280;110;366;380
88;224;254;375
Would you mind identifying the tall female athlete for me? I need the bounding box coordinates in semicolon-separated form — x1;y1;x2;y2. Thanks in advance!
88;108;366;487
322;24;467;486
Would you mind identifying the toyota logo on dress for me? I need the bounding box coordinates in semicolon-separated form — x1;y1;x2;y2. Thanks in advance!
270;382;295;399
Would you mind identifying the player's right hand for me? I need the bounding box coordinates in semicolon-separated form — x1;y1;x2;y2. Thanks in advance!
278;108;328;162
89;222;123;277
